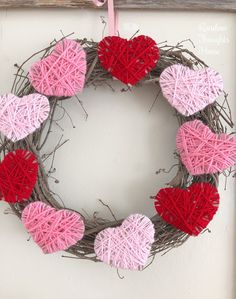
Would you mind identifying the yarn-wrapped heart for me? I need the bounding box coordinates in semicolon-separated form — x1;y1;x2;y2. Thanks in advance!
22;201;85;254
98;35;159;85
159;64;223;116
0;150;38;203
176;120;236;175
94;214;155;270
0;93;49;142
29;39;86;97
155;182;219;236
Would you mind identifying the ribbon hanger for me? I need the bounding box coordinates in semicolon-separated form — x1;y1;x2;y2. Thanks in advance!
92;0;118;36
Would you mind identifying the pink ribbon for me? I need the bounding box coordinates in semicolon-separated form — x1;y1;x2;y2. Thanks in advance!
92;0;118;36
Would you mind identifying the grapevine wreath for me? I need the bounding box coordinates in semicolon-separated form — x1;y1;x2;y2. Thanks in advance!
1;0;236;271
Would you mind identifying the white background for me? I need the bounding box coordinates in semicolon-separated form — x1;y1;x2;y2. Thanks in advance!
0;8;235;299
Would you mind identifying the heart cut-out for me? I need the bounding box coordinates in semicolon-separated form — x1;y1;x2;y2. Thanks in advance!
94;214;155;270
0;93;49;142
155;182;219;236
0;150;38;203
29;39;87;97
176;120;236;175
160;64;223;116
98;35;159;85
22;201;85;254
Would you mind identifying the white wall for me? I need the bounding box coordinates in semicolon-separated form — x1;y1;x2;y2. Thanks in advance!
0;8;235;299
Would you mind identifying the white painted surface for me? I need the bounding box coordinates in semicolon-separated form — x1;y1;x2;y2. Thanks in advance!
0;8;235;299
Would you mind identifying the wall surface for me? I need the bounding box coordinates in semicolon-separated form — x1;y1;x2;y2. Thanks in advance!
0;8;235;299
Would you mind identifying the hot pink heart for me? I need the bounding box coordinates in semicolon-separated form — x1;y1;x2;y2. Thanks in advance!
160;64;223;116
176;120;236;175
94;214;155;270
29;39;87;97
0;93;49;142
22;202;85;254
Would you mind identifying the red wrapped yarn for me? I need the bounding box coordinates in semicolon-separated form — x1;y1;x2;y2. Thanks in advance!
0;149;38;203
98;35;160;85
155;182;219;236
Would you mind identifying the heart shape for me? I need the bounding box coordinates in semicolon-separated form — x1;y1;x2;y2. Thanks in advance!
155;182;219;236
94;214;155;270
22;201;85;254
176;120;236;175
98;35;159;85
159;64;223;116
0;93;49;142
0;150;38;203
29;39;87;97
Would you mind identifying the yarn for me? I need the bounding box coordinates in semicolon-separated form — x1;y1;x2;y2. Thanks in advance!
0;150;38;203
159;64;223;116
29;39;86;97
155;182;219;236
94;214;155;270
98;35;159;85
176;119;236;175
22;202;85;254
0;93;49;142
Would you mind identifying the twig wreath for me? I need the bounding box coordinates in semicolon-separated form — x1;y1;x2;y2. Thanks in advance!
1;0;236;271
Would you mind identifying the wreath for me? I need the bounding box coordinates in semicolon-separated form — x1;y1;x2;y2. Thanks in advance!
0;1;235;272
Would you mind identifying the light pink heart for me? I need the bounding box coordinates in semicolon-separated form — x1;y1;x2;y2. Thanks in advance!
176;120;236;175
0;93;49;142
29;39;87;97
22;202;85;254
94;214;155;270
160;64;223;116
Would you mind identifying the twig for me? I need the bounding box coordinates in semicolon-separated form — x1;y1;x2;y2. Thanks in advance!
98;199;117;221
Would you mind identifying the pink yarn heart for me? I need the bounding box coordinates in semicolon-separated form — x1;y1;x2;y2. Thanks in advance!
22;202;85;254
0;93;49;142
160;64;223;116
176;120;236;175
29;39;86;97
94;214;155;270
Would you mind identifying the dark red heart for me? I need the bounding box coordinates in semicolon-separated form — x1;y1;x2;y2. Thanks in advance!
98;35;160;85
0;149;38;203
154;182;219;236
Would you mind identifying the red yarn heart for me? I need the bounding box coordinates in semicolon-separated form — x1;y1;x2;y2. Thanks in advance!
98;35;159;85
155;182;219;236
0;150;38;203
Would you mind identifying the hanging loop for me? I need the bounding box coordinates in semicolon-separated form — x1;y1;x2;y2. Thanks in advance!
92;0;118;36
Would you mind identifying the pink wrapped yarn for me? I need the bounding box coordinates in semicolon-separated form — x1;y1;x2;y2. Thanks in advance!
94;214;155;270
22;202;85;254
0;93;49;142
29;39;86;97
176;119;236;175
160;64;223;116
